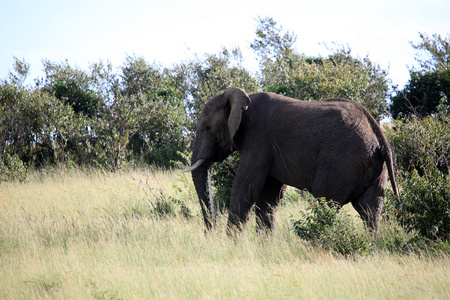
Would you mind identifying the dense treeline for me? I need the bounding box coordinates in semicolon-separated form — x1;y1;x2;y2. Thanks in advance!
1;17;449;240
1;56;189;172
0;17;394;173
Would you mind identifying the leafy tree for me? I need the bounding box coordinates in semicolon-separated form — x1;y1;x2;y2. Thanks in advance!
119;55;189;167
385;117;450;176
412;32;450;71
125;89;188;168
252;18;390;121
0;62;82;167
250;16;297;62
175;47;259;127
40;60;104;118
391;33;450;119
120;54;165;97
34;60;122;168
251;17;300;94
92;93;138;170
7;57;30;86
390;70;447;119
292;46;389;120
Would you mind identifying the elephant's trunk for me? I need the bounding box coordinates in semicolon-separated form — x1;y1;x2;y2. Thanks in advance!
191;158;215;230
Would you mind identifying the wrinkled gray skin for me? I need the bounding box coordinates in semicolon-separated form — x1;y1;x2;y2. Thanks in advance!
185;87;398;234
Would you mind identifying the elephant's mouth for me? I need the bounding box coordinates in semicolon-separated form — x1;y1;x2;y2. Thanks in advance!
216;149;230;163
182;138;233;172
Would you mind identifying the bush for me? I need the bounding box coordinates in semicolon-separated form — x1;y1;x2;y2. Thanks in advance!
386;168;450;240
211;152;239;212
293;197;370;256
131;179;192;219
0;153;28;182
385;117;450;241
385;117;450;175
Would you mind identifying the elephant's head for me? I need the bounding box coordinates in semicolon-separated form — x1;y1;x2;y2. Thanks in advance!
183;87;251;230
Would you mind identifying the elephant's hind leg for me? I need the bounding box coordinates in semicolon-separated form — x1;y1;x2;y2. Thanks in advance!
351;179;385;231
255;179;286;233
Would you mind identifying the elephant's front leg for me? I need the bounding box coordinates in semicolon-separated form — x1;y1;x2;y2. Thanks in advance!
255;180;286;233
227;161;269;235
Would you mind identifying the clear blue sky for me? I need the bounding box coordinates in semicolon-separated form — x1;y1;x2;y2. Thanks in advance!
1;0;449;89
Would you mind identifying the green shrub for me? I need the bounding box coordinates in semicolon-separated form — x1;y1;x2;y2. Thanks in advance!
128;179;192;220
0;153;28;182
385;117;450;241
293;197;370;256
211;152;239;212
386;168;450;240
385;117;450;175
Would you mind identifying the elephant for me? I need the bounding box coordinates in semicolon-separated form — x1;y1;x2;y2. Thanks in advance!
183;87;398;234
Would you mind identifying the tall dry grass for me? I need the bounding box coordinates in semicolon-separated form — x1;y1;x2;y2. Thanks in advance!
0;167;448;299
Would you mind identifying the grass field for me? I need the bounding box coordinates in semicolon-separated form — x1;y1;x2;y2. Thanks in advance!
1;167;449;299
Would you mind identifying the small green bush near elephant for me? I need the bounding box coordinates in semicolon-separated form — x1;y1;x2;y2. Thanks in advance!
1;167;449;299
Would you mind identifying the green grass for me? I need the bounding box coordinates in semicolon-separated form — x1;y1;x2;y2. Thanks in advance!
0;167;449;299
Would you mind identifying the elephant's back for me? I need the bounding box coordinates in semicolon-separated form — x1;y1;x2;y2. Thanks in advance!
264;95;379;177
248;92;382;152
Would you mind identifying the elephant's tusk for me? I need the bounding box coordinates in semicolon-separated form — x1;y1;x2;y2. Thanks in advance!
181;159;206;172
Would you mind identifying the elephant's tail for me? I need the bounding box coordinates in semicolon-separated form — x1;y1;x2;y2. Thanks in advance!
362;104;399;198
384;148;399;198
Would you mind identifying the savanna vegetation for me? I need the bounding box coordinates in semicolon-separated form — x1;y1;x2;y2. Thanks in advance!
1;17;449;298
0;168;448;299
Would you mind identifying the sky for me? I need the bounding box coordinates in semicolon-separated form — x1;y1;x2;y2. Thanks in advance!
1;0;449;89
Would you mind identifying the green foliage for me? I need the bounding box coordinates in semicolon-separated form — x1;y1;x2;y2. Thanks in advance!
53;81;99;117
293;47;389;120
126;88;189;168
386;169;450;240
252;17;390;121
411;32;450;72
0;153;28;182
280;187;305;205
117;55;189;168
41;59;104;118
385;117;450;175
391;69;450;118
293;197;370;256
250;16;297;61
129;178;192;220
211;152;240;212
391;33;450;119
375;218;420;252
5;20;444;177
7;57;30;86
1;56;190;170
120;54;163;97
385;117;450;241
176;47;259;127
151;189;192;219
0;79;81;167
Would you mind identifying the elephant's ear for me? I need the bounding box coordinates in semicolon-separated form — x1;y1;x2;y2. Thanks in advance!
224;87;251;140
